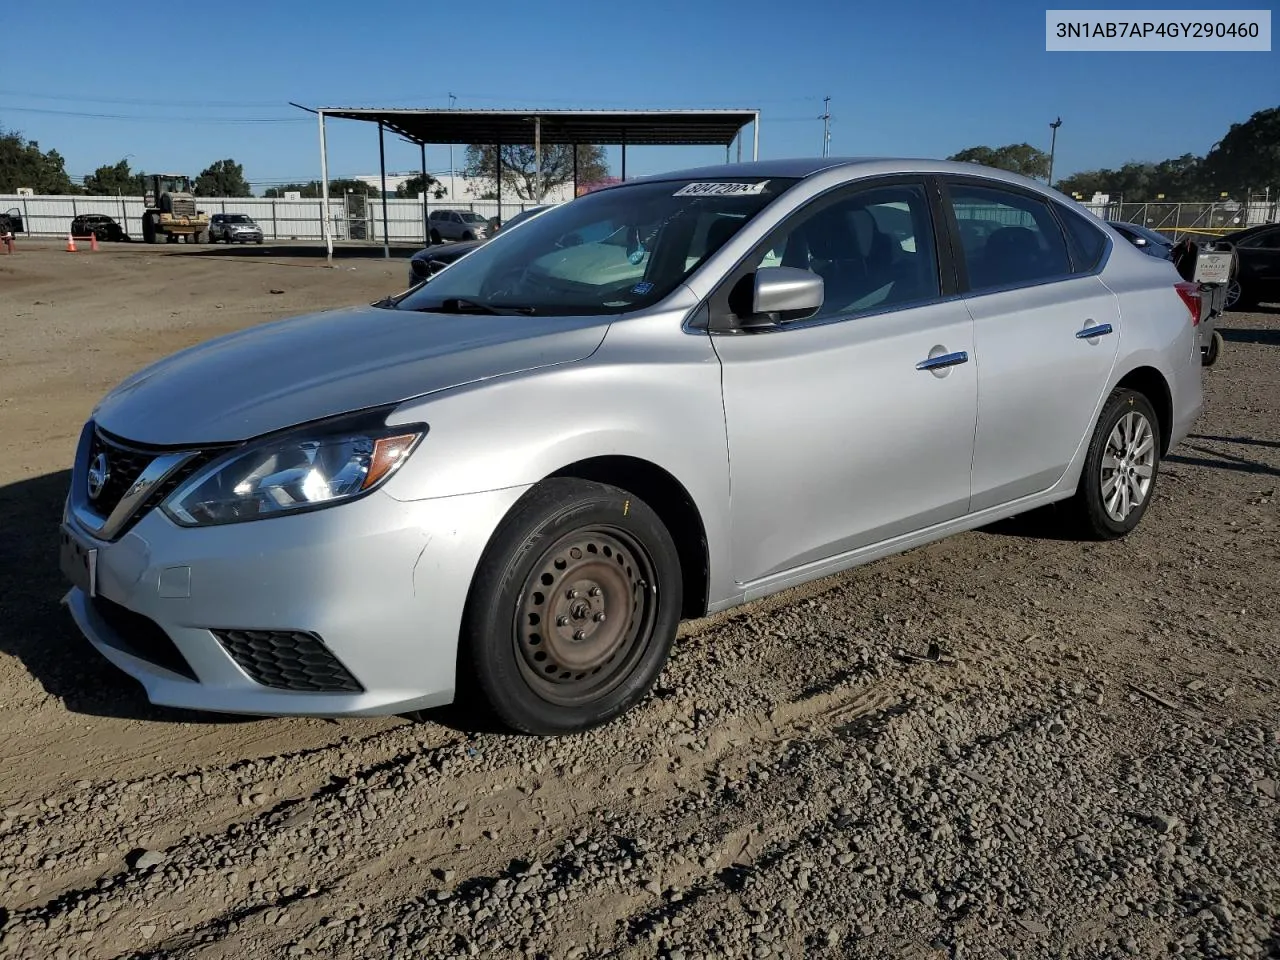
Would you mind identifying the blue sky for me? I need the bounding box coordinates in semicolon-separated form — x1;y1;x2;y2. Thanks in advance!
2;0;1275;193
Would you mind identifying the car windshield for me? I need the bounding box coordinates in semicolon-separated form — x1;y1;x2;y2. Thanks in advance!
226;215;252;223
459;212;488;223
396;177;796;316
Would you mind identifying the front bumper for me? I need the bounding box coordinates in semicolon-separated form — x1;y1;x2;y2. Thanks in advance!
60;484;528;717
230;231;263;241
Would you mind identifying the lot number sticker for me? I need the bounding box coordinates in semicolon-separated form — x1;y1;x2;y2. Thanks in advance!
673;181;770;197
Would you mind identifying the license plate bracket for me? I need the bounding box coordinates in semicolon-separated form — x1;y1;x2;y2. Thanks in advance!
59;524;97;598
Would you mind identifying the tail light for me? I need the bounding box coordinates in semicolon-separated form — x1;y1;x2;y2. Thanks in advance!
1174;281;1201;325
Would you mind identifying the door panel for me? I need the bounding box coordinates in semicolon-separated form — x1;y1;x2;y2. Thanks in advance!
966;275;1121;510
715;300;976;584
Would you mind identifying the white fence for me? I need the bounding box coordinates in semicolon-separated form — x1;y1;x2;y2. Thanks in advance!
0;194;549;243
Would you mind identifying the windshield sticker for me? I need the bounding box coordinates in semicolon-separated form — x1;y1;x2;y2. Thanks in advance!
631;281;654;295
673;180;770;197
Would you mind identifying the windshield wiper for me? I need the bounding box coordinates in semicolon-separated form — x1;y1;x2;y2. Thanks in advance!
409;297;535;316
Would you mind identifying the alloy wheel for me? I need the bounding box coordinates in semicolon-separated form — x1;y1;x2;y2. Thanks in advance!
1100;410;1156;522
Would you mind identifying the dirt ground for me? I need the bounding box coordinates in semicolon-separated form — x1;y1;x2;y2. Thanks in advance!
0;240;1276;960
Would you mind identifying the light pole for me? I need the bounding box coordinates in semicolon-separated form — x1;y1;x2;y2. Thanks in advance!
820;96;831;157
1047;117;1063;188
448;93;457;196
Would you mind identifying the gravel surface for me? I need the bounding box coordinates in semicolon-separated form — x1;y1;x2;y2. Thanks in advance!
0;244;1276;959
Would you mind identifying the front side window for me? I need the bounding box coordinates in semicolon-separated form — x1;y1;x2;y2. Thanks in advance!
460;212;487;224
395;176;796;317
947;183;1072;291
741;182;941;321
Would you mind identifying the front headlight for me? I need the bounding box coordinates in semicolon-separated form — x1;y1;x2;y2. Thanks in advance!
162;423;424;526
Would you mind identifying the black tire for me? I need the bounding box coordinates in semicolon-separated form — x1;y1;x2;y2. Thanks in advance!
430;229;441;244
461;478;682;735
463;231;475;241
142;216;158;244
1202;329;1223;367
1066;388;1162;540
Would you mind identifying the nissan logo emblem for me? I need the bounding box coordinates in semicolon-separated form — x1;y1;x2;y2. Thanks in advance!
87;452;110;501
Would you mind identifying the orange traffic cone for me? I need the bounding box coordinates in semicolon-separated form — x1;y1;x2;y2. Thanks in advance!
90;233;99;252
66;232;77;253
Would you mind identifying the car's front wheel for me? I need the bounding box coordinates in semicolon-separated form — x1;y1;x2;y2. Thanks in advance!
461;479;682;735
1067;388;1162;540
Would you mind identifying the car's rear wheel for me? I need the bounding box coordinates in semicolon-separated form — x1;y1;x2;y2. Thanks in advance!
461;478;682;735
1067;388;1161;540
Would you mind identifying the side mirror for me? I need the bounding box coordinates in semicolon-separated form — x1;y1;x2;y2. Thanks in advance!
745;266;824;326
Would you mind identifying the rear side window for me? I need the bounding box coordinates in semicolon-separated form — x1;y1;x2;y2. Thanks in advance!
1056;203;1108;273
946;182;1073;291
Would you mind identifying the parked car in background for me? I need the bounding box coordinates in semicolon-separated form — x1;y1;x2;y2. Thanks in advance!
59;158;1204;736
492;205;554;235
1218;221;1280;310
407;204;555;286
1;207;25;236
209;213;264;244
1108;220;1174;260
428;208;492;243
70;214;128;242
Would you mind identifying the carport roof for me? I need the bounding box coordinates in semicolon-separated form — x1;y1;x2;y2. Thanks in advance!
314;108;759;147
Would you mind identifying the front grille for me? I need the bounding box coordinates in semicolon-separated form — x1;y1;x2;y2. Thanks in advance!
90;597;198;681
87;430;152;519
213;629;364;693
83;427;221;538
171;198;196;217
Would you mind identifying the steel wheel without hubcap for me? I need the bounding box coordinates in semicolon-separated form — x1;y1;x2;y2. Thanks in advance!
1224;278;1241;309
1100;410;1155;523
515;526;658;707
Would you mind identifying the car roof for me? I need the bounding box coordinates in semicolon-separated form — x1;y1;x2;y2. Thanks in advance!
617;156;1076;199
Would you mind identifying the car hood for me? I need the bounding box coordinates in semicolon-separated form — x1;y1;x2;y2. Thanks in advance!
92;304;611;445
412;239;485;263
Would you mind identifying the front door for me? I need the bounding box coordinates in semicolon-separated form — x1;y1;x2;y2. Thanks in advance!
710;179;977;587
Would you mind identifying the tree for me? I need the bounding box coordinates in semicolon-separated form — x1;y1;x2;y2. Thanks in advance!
83;158;148;195
1203;106;1280;199
463;143;608;201
1055;154;1207;202
262;179;378;199
194;158;251;197
395;173;446;199
947;143;1051;180
0;126;76;193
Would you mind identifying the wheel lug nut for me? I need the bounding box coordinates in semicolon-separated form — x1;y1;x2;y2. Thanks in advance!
594;612;606;622
567;589;580;599
589;587;602;597
557;616;569;627
573;630;586;641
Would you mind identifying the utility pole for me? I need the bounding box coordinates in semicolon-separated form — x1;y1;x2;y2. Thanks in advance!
448;92;457;190
534;116;542;202
1047;116;1063;188
820;96;832;157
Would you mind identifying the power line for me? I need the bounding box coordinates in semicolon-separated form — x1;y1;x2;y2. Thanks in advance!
0;89;290;109
0;104;307;123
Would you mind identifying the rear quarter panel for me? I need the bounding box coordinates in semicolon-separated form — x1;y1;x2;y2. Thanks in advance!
1099;244;1203;449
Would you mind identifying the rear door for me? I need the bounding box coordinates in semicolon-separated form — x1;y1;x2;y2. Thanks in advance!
941;177;1120;511
1235;226;1280;301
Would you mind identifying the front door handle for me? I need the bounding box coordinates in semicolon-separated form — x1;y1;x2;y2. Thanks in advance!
915;350;969;371
1076;322;1114;339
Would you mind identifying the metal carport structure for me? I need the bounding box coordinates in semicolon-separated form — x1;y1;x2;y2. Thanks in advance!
292;106;761;263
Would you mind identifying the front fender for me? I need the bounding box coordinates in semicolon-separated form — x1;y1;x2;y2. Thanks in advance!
381;316;734;607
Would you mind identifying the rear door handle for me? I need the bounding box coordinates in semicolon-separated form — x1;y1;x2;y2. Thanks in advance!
915;350;969;371
1076;323;1114;339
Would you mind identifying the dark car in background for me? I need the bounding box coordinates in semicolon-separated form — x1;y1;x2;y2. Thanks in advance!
1108;220;1174;260
70;214;128;242
407;205;556;286
1219;222;1280;310
1;207;24;236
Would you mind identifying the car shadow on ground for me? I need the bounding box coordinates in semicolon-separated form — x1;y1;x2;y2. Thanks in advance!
0;470;255;724
1218;318;1280;347
187;243;421;261
975;504;1091;542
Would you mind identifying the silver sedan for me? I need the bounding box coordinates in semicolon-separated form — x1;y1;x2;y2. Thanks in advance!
60;158;1203;734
